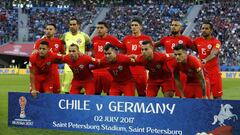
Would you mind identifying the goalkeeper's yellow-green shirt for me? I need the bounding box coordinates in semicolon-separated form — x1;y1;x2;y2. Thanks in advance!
62;31;90;72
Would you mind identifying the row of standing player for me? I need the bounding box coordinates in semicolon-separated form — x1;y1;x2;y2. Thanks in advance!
30;18;222;99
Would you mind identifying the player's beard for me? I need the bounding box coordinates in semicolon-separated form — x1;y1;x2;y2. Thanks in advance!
70;29;77;34
46;33;53;39
143;53;153;61
202;32;209;38
171;31;179;36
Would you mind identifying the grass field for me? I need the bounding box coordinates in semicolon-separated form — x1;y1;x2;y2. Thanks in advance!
0;74;239;135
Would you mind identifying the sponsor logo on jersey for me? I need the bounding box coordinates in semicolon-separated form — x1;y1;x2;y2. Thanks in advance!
77;39;82;44
54;44;59;49
79;64;84;69
118;65;123;71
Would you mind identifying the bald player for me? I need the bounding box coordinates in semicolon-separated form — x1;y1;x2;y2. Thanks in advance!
155;20;193;97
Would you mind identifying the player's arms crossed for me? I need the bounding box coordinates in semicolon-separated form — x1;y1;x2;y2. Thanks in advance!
201;48;219;64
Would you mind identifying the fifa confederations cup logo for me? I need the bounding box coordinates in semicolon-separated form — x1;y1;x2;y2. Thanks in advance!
19;96;27;118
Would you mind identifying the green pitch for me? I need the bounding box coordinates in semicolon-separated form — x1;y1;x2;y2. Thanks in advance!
0;74;239;135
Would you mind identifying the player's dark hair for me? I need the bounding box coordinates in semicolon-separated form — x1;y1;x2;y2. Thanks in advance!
104;43;117;51
141;40;151;45
70;43;79;50
173;44;187;51
141;40;154;48
202;21;213;30
131;18;142;25
39;41;49;47
171;18;180;22
97;21;109;29
69;17;80;25
46;23;57;29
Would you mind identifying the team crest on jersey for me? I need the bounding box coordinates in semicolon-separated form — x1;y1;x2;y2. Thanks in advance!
156;64;161;69
118;65;123;71
77;39;82;44
47;62;51;65
208;44;212;49
54;44;59;49
57;53;62;56
150;68;156;72
79;64;84;69
178;40;183;44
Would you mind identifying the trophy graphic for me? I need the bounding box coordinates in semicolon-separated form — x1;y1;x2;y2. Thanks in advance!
19;96;27;118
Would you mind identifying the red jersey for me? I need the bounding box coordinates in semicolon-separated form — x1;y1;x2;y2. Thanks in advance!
29;52;63;79
122;34;152;74
193;37;221;72
136;52;172;80
100;54;133;82
159;35;193;53
122;34;152;55
34;37;65;54
63;54;95;81
92;34;123;59
172;55;203;83
34;37;65;73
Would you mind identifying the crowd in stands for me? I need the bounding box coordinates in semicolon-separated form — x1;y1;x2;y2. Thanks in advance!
28;5;100;41
192;1;240;66
104;1;192;41
0;1;18;45
0;0;239;66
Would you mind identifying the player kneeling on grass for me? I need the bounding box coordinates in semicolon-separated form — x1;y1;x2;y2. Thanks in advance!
172;44;210;99
62;44;98;95
29;41;63;97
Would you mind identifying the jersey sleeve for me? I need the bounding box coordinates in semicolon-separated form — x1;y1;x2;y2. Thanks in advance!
29;55;36;70
121;55;135;65
59;40;66;54
213;39;221;52
185;36;194;49
83;32;91;46
159;37;166;47
135;55;144;65
60;33;66;41
33;39;40;50
192;38;199;52
172;60;179;75
121;37;128;51
156;52;172;62
147;36;153;44
190;56;202;73
52;53;64;63
62;55;69;63
112;36;124;49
